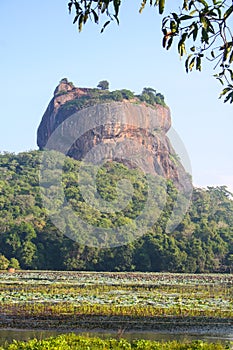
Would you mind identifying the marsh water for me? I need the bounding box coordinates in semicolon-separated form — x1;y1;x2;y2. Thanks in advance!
0;329;232;346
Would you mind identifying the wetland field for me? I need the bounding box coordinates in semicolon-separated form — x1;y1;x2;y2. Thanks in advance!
0;271;232;349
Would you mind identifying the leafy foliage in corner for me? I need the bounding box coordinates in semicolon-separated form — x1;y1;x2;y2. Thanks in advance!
68;0;233;103
68;0;121;32
160;0;233;103
0;151;233;272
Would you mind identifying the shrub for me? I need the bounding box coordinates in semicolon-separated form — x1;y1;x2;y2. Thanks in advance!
120;89;134;100
110;90;123;101
9;258;20;270
0;254;9;270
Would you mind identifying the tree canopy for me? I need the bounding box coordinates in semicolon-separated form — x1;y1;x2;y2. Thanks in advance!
0;150;233;272
68;0;233;103
97;80;109;90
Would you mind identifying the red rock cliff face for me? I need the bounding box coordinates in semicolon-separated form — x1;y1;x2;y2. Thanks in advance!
37;81;190;187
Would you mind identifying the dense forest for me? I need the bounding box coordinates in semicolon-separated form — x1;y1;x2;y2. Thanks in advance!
0;150;232;273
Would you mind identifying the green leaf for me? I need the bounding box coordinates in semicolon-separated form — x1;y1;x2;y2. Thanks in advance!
207;9;217;17
199;0;209;8
166;36;173;50
182;0;189;11
73;15;79;25
113;14;120;25
227;69;233;80
159;0;165;14
217;77;224;85
185;54;192;72
224;91;233;103
162;35;168;48
189;56;196;71
180;15;193;20
216;7;222;18
200;16;208;29
162;17;169;27
192;23;198;41
181;32;188;41
78;14;84;32
68;2;73;14
201;27;209;44
224;5;233;19
74;2;81;13
91;10;99;24
189;1;195;11
196;56;202;71
223;43;233;62
101;0;110;13
229;51;233;64
114;0;121;17
189;9;197;15
207;22;215;34
219;87;231;97
178;42;186;57
170;20;177;32
214;73;224;85
178;33;188;57
171;12;179;22
101;20;111;33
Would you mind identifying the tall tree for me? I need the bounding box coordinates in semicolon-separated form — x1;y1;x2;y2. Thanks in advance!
97;80;109;90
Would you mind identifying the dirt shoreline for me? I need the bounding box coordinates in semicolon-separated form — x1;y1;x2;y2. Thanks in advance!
0;315;232;335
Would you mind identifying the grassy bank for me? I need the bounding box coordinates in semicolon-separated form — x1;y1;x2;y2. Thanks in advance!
0;334;232;350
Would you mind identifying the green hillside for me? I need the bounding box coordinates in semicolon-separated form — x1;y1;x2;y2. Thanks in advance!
0;150;232;273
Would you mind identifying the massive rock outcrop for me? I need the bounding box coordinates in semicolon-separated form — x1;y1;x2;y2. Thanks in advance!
37;80;191;188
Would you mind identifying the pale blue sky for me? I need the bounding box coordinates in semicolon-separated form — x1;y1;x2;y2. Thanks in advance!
1;1;233;190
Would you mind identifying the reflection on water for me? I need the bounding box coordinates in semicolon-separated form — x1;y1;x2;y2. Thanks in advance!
0;329;232;346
